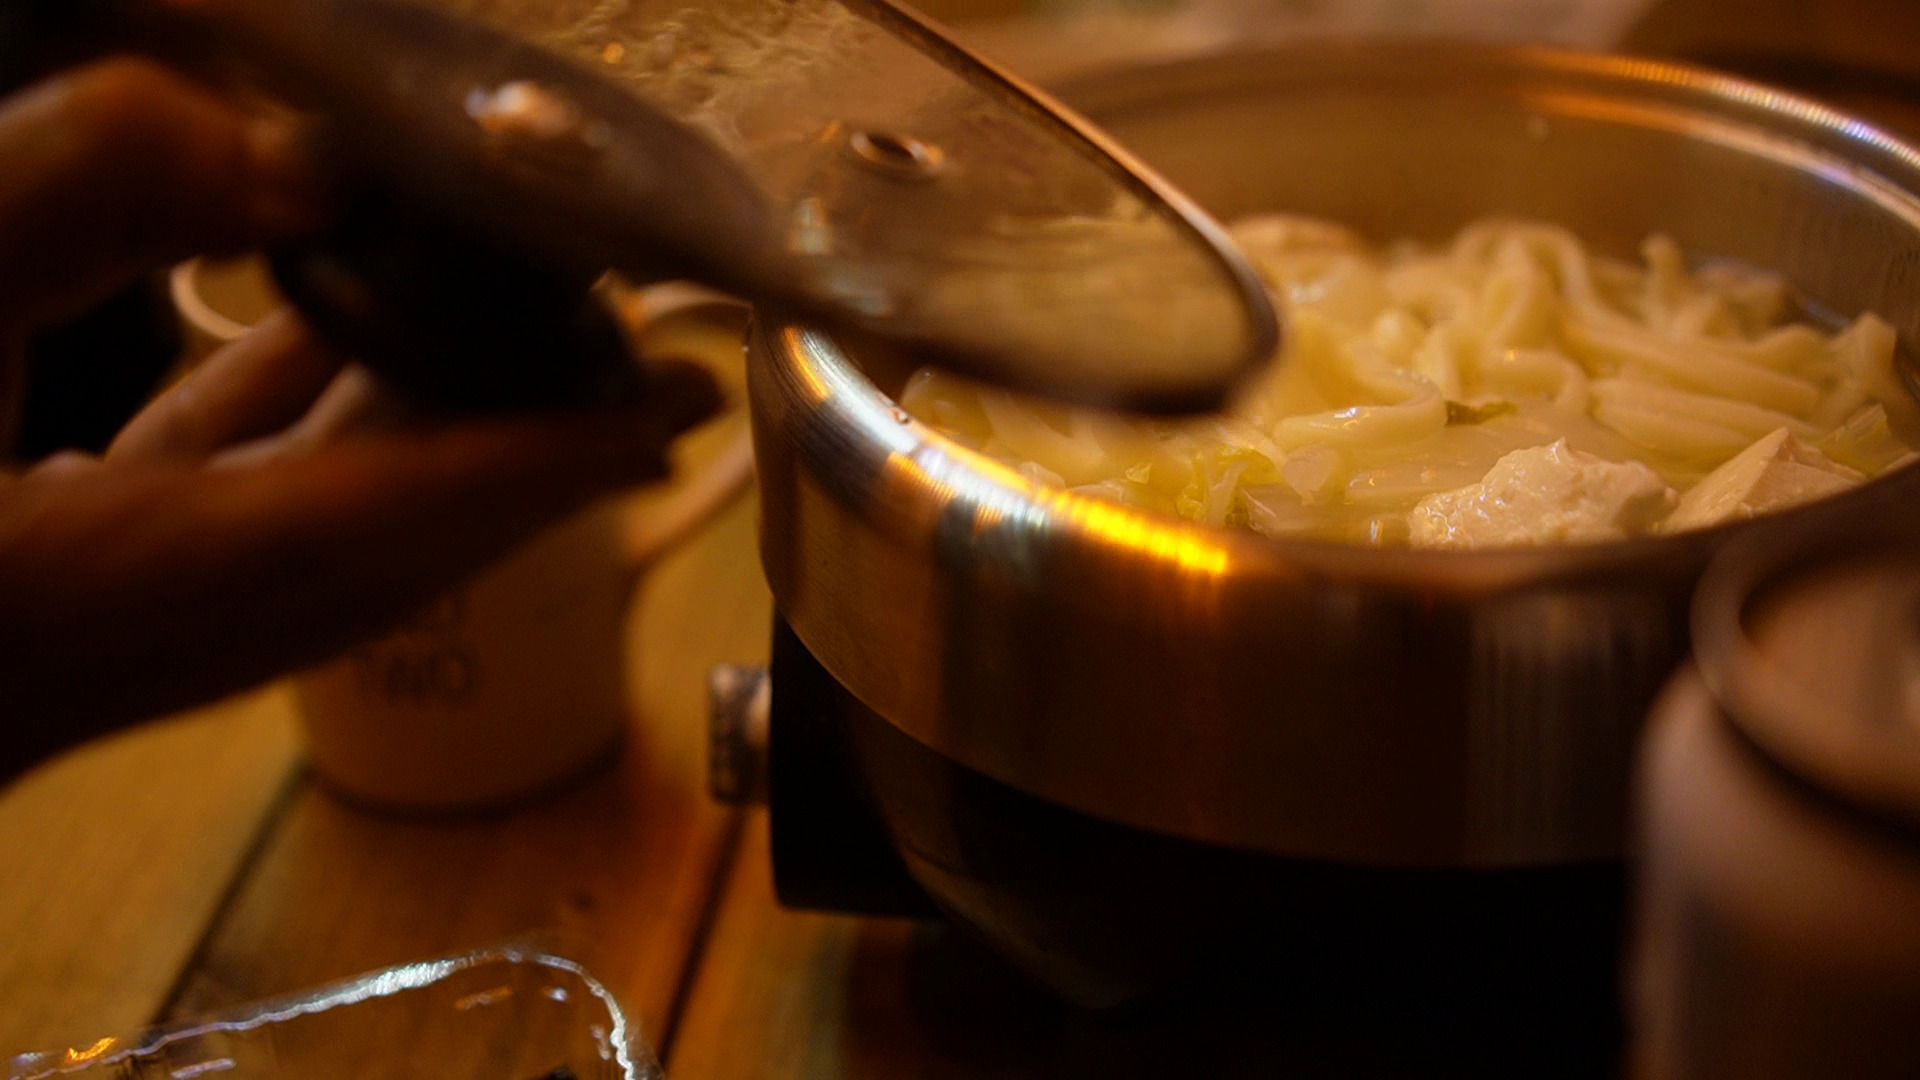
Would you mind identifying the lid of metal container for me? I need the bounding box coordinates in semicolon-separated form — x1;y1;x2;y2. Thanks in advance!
102;0;1276;413
1694;522;1920;832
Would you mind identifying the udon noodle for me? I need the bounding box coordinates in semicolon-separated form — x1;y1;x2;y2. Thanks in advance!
900;216;1919;547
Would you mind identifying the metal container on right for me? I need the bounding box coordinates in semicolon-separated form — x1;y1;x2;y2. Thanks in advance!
1632;506;1920;1080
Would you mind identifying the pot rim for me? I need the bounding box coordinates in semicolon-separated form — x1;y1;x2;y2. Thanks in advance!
768;40;1920;587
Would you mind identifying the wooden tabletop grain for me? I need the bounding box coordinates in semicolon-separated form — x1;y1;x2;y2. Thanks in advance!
4;2;1918;1075
0;481;770;1069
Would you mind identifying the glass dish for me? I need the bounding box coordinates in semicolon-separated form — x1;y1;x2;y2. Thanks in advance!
6;946;659;1080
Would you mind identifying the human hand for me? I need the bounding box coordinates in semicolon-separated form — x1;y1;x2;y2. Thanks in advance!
0;59;721;776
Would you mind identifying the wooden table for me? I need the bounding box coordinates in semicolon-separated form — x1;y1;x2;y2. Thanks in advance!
6;2;1920;1074
8;478;1529;1080
0;455;772;1067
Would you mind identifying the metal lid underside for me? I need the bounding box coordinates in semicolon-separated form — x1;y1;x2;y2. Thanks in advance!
193;0;1280;412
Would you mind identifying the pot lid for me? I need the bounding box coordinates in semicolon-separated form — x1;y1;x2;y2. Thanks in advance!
68;0;1279;413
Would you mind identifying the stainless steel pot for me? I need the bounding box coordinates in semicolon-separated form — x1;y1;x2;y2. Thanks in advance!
748;42;1920;869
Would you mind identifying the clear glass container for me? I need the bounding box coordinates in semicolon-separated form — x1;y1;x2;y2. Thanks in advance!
6;947;659;1080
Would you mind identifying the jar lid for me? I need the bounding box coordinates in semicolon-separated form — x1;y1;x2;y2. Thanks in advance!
1695;510;1920;831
